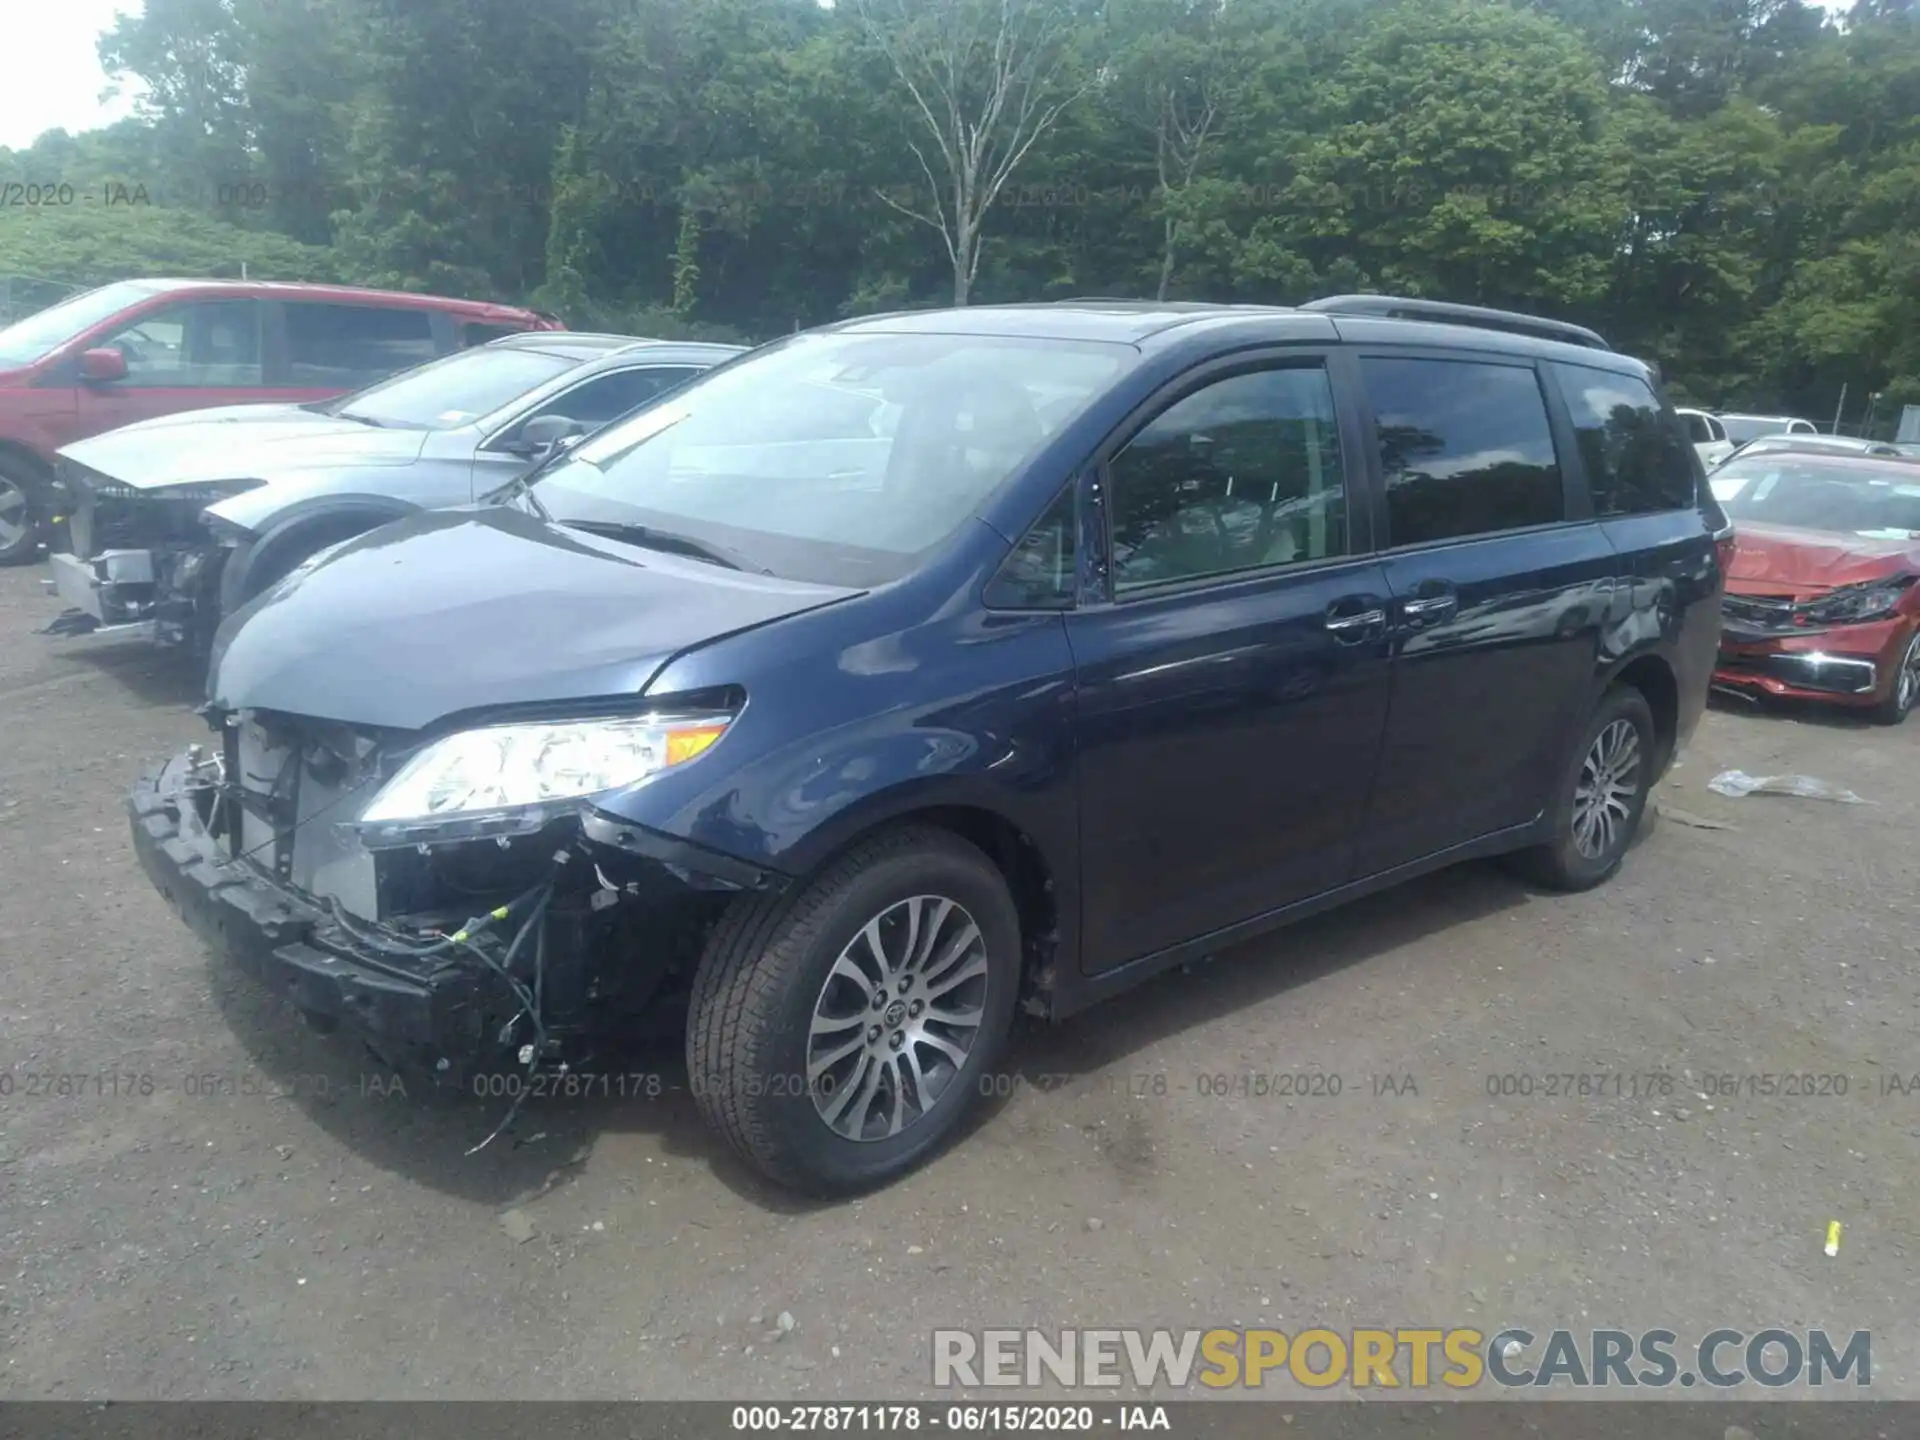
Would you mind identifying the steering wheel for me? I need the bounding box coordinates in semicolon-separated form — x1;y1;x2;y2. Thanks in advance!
112;327;163;363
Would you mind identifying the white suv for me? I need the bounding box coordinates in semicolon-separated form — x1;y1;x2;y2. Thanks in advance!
1675;408;1734;469
1717;412;1820;448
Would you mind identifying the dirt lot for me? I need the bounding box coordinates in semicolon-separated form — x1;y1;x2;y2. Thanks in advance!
2;559;1917;1402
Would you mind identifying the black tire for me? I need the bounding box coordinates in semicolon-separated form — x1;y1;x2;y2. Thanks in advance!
1507;686;1657;893
0;459;45;566
1869;631;1919;726
219;517;378;618
688;825;1022;1194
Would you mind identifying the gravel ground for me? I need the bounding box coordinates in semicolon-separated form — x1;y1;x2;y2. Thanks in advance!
2;559;1916;1401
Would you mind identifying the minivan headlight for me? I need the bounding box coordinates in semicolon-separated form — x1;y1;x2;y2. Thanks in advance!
352;712;731;848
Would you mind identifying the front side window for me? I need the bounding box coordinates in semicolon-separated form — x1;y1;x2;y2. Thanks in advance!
285;303;438;386
98;300;262;388
528;332;1131;587
1714;459;1920;539
1552;363;1696;515
1107;366;1347;593
325;346;579;430
1682;412;1712;445
1360;356;1563;547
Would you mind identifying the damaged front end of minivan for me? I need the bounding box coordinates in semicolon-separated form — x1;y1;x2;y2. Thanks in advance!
130;696;779;1087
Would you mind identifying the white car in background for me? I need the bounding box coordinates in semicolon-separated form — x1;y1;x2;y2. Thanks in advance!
1717;412;1820;447
1675;408;1735;470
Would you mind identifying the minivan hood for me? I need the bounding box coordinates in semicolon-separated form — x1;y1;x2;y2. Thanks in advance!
209;507;860;730
60;409;429;489
1727;521;1920;596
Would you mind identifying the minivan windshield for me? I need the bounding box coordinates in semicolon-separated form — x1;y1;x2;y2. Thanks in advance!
0;281;167;367
1714;458;1920;539
321;346;579;430
528;331;1133;586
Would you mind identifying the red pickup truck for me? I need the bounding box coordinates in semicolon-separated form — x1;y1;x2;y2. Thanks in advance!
0;278;561;563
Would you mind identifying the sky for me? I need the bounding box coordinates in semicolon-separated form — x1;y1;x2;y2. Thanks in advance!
0;0;1866;153
0;0;147;151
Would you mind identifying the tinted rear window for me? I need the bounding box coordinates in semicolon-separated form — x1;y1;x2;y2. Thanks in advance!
1360;357;1564;546
1552;363;1697;515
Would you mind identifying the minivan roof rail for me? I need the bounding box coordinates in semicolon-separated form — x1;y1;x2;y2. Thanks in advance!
1300;294;1611;352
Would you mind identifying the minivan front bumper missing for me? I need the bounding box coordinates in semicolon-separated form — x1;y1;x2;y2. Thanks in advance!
130;742;754;1082
130;751;504;1076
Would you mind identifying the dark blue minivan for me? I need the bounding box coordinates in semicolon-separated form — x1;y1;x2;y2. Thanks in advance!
129;296;1728;1192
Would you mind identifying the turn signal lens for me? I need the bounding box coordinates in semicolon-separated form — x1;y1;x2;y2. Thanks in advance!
665;725;727;766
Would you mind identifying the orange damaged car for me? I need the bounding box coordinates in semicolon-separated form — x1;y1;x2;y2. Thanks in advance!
1712;451;1920;724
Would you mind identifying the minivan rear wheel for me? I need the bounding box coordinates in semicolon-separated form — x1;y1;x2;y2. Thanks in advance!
1508;686;1656;892
687;825;1021;1194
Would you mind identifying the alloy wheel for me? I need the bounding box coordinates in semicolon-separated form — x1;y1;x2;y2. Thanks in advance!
0;476;29;555
1900;636;1920;715
807;894;989;1142
1572;718;1641;861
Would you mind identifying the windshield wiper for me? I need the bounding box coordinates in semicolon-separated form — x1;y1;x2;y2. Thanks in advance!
493;470;553;521
485;442;592;520
557;518;768;574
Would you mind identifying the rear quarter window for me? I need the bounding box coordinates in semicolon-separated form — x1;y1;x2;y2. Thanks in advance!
1358;355;1564;547
1550;363;1697;515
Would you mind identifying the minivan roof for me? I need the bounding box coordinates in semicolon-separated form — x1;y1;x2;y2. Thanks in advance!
831;298;1645;374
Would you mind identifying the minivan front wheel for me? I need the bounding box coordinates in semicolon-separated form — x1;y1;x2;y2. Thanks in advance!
1510;686;1656;892
688;826;1021;1193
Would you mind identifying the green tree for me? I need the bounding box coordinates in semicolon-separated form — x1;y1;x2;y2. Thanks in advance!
1276;1;1628;312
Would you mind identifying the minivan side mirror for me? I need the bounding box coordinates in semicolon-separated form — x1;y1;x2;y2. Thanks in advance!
79;348;129;383
510;413;585;458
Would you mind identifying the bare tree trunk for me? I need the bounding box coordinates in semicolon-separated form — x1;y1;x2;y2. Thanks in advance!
1141;47;1221;304
856;0;1086;311
954;211;975;305
1155;120;1176;300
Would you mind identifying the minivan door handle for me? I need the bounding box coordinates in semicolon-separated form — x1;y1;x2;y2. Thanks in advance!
1397;584;1458;629
1323;596;1386;641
